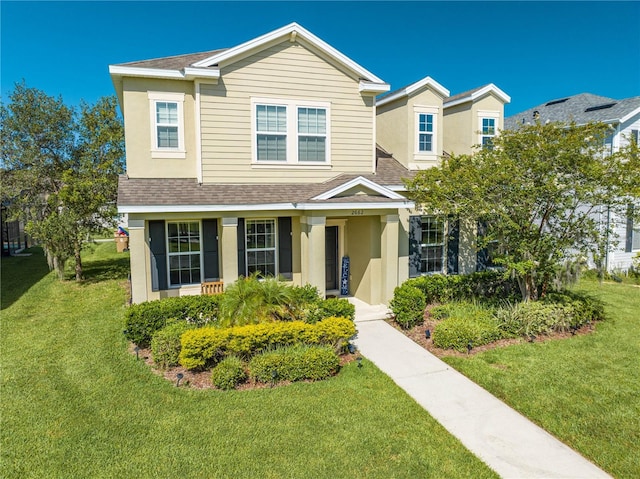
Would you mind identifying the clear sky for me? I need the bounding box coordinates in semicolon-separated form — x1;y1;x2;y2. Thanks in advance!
1;1;639;116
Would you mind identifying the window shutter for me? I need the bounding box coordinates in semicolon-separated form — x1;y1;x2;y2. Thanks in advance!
409;216;422;278
626;205;634;253
202;219;219;281
237;218;246;277
476;221;488;272
447;218;459;274
278;217;293;280
148;220;167;291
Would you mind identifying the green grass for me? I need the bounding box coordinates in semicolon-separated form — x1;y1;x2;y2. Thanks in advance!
444;280;640;478
1;243;496;479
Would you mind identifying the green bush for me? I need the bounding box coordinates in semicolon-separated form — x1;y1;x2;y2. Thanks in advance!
179;316;356;370
432;313;503;352
124;295;220;347
304;298;355;323
249;345;340;383
389;285;425;328
151;321;195;369
211;356;247;390
290;284;322;305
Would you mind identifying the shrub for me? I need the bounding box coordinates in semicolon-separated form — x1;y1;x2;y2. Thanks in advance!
249;345;339;383
290;284;322;305
432;314;503;352
179;316;356;370
151;321;195;369
389;284;425;328
304;298;355;323
124;295;220;347
211;356;247;390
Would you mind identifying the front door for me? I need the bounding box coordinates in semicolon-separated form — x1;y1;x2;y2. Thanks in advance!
325;226;338;290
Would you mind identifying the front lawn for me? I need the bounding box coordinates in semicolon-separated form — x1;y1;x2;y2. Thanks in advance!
0;244;496;479
444;280;640;478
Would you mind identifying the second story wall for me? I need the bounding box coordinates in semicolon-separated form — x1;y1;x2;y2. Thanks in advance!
199;39;375;184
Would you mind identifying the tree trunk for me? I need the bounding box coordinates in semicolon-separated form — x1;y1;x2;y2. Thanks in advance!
517;273;538;302
74;241;84;281
54;255;65;280
45;247;55;271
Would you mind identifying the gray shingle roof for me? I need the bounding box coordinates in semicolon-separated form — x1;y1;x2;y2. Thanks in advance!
444;85;487;105
505;93;640;129
116;49;227;70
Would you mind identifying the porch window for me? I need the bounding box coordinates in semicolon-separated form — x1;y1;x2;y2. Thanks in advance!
246;219;277;276
420;216;445;273
167;221;201;286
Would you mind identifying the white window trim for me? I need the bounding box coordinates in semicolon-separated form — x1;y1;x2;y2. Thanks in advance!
166;220;203;288
148;91;186;159
251;97;331;166
413;105;439;162
478;110;500;148
420;215;446;274
245;218;278;277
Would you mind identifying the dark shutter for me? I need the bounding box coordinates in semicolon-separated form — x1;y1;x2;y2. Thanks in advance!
409;215;422;278
237;218;246;277
626;205;634;253
447;218;459;274
148;220;167;291
476;221;488;272
278;217;293;280
202;219;219;281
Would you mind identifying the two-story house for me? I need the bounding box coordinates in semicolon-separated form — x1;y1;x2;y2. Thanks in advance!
111;23;510;305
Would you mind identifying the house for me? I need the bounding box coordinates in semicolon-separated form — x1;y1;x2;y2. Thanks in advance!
111;23;509;305
505;93;640;271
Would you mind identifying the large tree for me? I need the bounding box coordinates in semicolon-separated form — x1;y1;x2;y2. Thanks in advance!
1;83;124;280
405;121;639;301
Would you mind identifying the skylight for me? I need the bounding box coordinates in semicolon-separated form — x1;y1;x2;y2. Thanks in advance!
545;98;569;106
584;103;617;112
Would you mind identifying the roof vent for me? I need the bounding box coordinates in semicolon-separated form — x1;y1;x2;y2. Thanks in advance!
545;98;569;106
584;102;617;112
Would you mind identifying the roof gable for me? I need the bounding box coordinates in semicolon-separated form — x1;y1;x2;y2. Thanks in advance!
377;76;450;107
444;83;511;108
312;176;405;201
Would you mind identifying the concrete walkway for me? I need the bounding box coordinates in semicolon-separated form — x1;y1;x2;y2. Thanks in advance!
348;298;611;479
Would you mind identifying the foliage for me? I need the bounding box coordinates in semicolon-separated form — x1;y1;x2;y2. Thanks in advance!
432;313;503;352
304;297;355;323
389;285;425;328
289;283;322;305
405;121;640;301
124;295;220;347
179;316;356;370
1;83;124;280
210;356;247;390
151;321;196;369
248;344;340;383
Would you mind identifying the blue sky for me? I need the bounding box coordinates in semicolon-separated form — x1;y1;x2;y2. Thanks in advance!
2;1;639;116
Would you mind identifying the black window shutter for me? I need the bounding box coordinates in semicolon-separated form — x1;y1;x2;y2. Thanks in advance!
148;220;167;291
409;216;422;278
202;219;220;281
237;218;246;277
476;221;488;272
626;205;634;253
447;218;459;274
278;217;293;280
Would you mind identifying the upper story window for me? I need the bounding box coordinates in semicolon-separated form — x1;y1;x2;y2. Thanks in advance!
252;98;331;166
413;106;438;157
418;114;434;152
148;92;185;159
481;118;496;149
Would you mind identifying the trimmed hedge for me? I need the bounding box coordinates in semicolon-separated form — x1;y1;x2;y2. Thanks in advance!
389;285;425;329
305;298;355;323
179;316;356;370
432;314;503;352
124;295;221;347
248;345;340;383
151;321;195;369
211;356;247;390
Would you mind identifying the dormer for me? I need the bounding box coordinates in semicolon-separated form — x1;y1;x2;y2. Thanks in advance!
443;84;511;155
376;76;450;170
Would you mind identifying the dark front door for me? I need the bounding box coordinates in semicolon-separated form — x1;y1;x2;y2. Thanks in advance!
325;226;338;290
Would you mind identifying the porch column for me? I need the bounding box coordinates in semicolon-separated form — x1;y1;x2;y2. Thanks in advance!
303;215;326;296
220;217;238;284
128;218;147;304
381;214;399;303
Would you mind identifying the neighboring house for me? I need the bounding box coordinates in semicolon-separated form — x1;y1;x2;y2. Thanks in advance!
111;23;509;305
505;93;640;271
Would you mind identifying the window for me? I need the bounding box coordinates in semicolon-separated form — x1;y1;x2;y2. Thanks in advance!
420;216;445;274
418;114;433;152
167;222;201;286
148;92;185;158
481;118;496;149
252;98;330;165
246;219;277;276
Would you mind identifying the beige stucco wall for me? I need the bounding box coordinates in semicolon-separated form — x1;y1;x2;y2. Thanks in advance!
122;78;198;178
376;86;445;170
199;39;375;183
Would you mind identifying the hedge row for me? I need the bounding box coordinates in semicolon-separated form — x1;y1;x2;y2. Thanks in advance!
248;345;340;383
179;316;355;370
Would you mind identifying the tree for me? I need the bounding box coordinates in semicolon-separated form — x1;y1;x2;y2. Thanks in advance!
405;121;640;301
1;83;124;280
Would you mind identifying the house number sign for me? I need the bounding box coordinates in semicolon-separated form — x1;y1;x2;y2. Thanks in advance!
351;209;364;216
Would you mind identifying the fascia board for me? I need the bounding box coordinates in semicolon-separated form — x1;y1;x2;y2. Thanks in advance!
620;106;640;124
109;65;184;79
312;176;406;200
183;67;220;79
360;81;391;94
192;22;386;84
444;83;511;108
377;76;450;107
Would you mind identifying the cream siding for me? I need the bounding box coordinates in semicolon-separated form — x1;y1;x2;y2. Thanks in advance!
199;40;375;183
